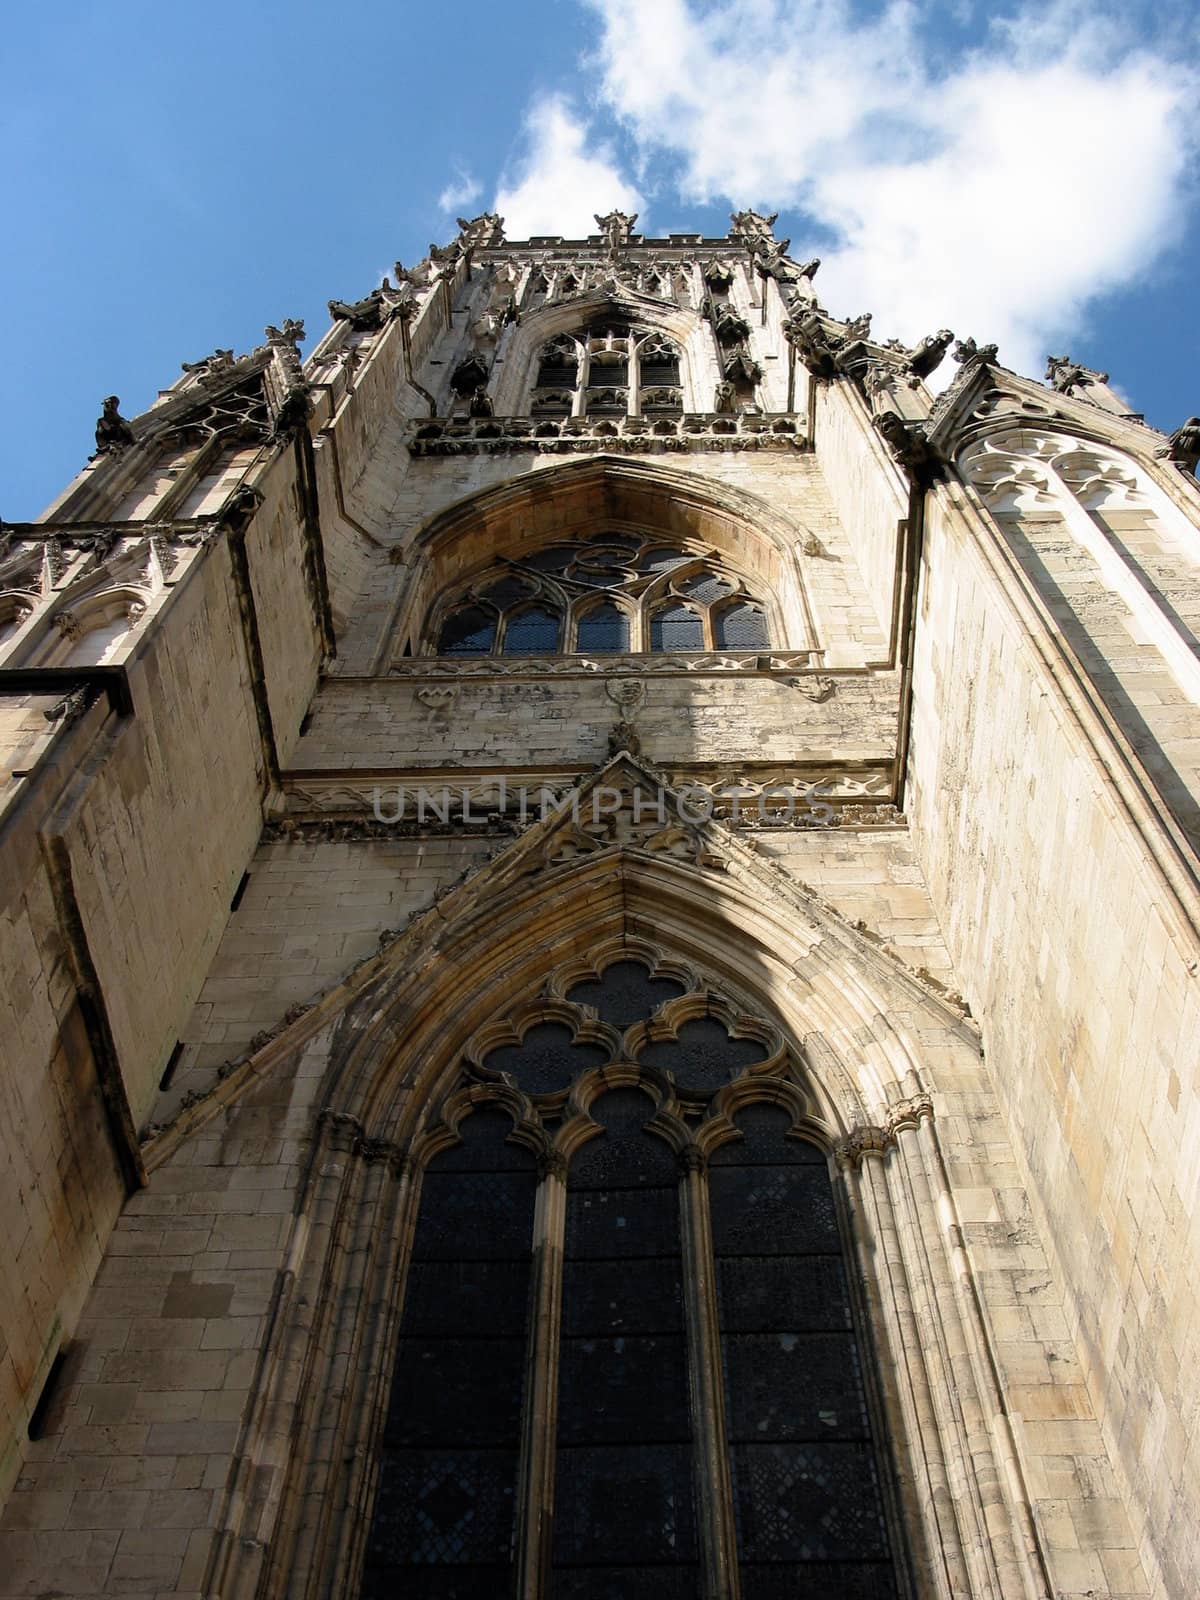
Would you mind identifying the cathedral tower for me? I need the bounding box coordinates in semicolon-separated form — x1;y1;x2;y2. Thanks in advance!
1;208;1198;1596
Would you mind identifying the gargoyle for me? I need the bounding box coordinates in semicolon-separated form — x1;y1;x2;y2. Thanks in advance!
94;396;134;455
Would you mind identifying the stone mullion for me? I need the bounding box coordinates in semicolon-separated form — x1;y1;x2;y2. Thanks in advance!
680;1151;741;1600
910;1115;1054;1600
842;1149;971;1598
516;1150;568;1600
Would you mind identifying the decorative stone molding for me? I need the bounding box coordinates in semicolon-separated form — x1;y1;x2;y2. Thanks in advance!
408;411;806;456
793;673;835;702
387;649;820;678
836;1092;934;1166
52;610;81;640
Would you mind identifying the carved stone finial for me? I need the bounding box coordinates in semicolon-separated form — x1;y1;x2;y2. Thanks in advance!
1159;416;1200;476
953;336;999;369
457;212;505;249
595;209;638;258
181;349;235;380
94;396;134;456
1045;353;1110;396
265;319;305;348
842;313;873;343
729;208;778;245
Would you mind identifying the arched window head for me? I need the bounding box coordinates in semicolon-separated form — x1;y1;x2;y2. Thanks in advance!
651;603;704;651
576;600;630;654
437;604;497;655
536;334;579;390
0;594;35;655
426;537;773;657
502;603;561;655
35;591;147;668
527;322;687;417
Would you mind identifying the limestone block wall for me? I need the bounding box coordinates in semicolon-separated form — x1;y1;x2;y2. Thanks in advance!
0;696;59;800
155;834;500;1120
0;440;330;1498
906;482;1200;1594
289;670;897;774
0;825;1154;1598
329;449;892;676
813;380;910;644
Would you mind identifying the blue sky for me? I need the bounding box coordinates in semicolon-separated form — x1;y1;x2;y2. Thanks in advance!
2;0;1197;519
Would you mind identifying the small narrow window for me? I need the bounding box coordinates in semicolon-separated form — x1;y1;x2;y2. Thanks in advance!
439;606;497;656
716;602;769;649
650;604;703;651
576;602;629;654
503;605;561;655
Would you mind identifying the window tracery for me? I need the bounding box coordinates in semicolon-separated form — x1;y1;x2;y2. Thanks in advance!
433;533;771;655
360;946;902;1597
530;324;685;418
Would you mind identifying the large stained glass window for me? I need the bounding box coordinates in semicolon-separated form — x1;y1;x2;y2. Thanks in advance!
360;957;902;1596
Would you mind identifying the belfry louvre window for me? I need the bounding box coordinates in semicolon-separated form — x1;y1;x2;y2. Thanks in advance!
430;533;772;655
359;954;901;1598
529;324;685;417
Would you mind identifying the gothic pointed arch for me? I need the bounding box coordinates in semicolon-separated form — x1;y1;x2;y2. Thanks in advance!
385;454;818;661
490;291;711;417
196;756;1050;1600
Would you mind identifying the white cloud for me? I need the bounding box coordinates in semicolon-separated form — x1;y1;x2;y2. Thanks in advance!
580;0;1197;378
495;94;645;240
438;169;483;213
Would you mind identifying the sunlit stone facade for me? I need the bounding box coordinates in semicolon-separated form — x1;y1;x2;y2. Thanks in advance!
1;208;1198;1596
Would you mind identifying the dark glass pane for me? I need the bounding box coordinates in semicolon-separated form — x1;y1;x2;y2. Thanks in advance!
711;1104;899;1590
722;1332;871;1441
637;1015;767;1090
522;544;577;572
560;1257;684;1335
502;605;560;655
552;1443;698;1566
360;1114;535;1597
642;548;689;571
482;1019;609;1095
716;1255;853;1333
438;605;495;655
576;602;629;653
481;576;534;608
641;358;681;386
710;1102;824;1164
679;570;734;603
650;605;703;651
566;959;685;1024
553;1089;697;1586
730;1443;893;1562
709;1165;841;1255
537;361;578;388
716;602;770;649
